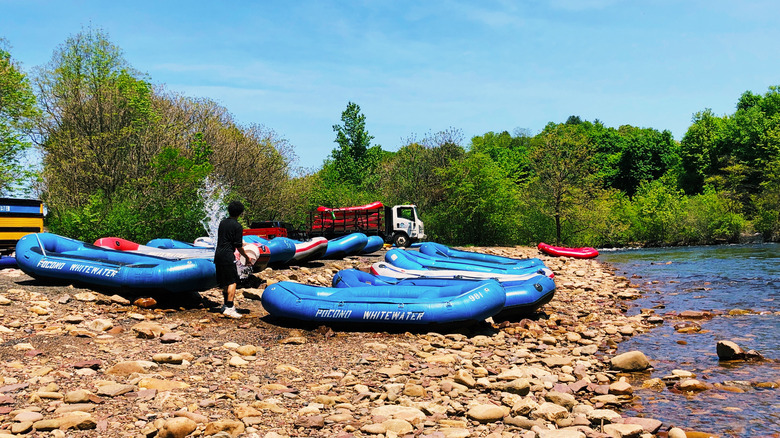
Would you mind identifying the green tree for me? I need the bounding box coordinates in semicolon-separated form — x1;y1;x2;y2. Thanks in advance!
330;101;378;185
679;109;726;194
527;123;599;244
426;151;521;245
470;130;532;185
378;128;465;212
0;39;40;195
35;27;158;209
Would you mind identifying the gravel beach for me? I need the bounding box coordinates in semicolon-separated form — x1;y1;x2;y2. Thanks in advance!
0;247;711;438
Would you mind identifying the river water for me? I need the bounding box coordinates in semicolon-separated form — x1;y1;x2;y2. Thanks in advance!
599;244;780;437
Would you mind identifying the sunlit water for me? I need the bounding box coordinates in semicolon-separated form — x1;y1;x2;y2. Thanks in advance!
198;176;227;244
600;244;780;437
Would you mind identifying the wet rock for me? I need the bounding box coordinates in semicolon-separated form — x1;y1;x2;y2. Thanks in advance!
716;340;762;361
610;350;650;371
675;379;711;393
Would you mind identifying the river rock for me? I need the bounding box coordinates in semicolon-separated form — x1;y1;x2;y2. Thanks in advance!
676;379;711;392
603;423;644;438
610;350;650;371
204;419;245;437
667;427;687;438
105;360;147;376
531;402;569;421
33;411;96;431
545;390;576;410
538;430;586;438
132;321;168;338
383;418;414;434
622;417;663;433
153;353;184;364
157;417;197;438
467;403;507;423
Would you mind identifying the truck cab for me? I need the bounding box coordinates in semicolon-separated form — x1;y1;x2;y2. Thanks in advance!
389;204;424;247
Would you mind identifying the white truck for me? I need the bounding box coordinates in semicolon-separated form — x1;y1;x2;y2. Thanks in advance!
307;201;425;247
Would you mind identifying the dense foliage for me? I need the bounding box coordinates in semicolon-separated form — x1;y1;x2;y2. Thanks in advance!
1;28;778;246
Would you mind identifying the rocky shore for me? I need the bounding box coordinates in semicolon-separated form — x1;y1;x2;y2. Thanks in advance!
0;247;720;438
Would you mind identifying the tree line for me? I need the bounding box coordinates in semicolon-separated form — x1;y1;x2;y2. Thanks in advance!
1;28;778;247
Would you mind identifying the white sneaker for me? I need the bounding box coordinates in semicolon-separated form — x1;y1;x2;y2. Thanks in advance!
222;306;241;319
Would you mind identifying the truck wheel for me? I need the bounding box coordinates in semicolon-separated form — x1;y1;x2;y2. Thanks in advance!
394;233;409;248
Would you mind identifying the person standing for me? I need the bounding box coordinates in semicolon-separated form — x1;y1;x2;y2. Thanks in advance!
214;200;252;318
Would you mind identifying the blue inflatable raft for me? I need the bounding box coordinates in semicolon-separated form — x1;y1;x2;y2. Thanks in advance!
243;235;296;265
261;279;505;325
420;242;544;267
333;269;555;316
385;248;551;276
0;255;17;268
360;235;385;254
323;233;368;259
16;233;216;293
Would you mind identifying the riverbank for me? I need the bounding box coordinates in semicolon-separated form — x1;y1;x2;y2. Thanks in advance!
0;247;722;438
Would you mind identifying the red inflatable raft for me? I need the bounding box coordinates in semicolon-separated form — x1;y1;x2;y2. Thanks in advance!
537;242;598;259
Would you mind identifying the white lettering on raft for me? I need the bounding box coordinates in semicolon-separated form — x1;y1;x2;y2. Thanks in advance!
314;309;353;319
36;260;66;270
361;310;424;321
68;264;118;278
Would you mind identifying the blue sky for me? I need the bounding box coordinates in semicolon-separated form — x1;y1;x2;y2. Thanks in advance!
2;0;778;170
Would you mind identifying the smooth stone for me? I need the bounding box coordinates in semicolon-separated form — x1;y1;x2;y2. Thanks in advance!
587;409;622;423
383;418;413;434
153;353;184;364
545;391;576;410
96;383;136;397
676;379;711;392
137;378;189;391
467;403;507;423
14;411;44;422
668;428;687;438
454;369;476;388
609;380;633;395
603;423;644;438
157;417;197;438
32;412;96;431
610;351;650;371
622;417;663;433
105;361;148;376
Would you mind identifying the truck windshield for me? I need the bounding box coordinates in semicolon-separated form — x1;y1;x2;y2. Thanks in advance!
398;207;415;221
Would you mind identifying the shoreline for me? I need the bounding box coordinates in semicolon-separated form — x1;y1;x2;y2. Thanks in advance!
0;247;716;437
